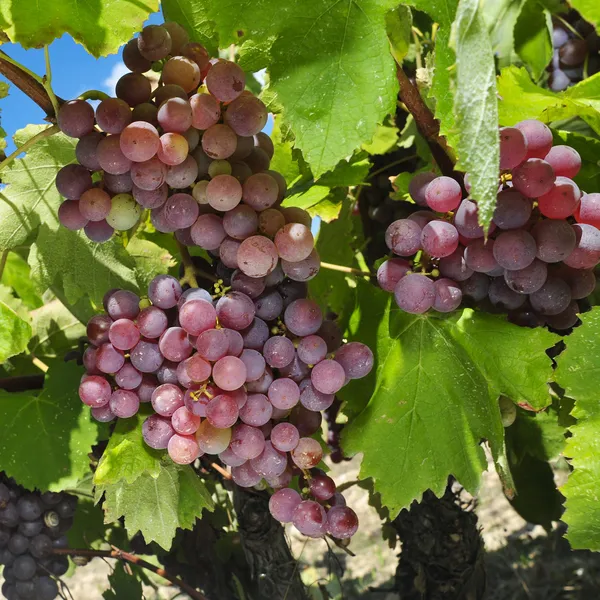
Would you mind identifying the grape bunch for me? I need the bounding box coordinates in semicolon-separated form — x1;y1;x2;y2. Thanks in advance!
379;118;599;331
0;476;76;600
548;13;600;91
79;274;373;540
55;20;302;276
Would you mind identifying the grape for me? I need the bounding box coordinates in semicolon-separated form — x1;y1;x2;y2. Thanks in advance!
438;247;473;282
96;343;125;374
208;159;232;177
116;72;152;107
529;276;572;315
118;121;160;163
196;420;232;454
488;278;526;310
385;219;422;256
261;336;294;370
58;200;88;230
0;504;18;528
300;382;334;411
281;207;312;228
165;154;199;188
159;327;193;362
138;24;172;61
205;60;246;102
36;576;59;600
231;462;262;487
504;259;548;294
493;190;532;229
292;500;327;538
310;473;336;501
220;237;241;269
550;69;570;92
219;446;247;467
137;306;168;339
268;378;300;410
163;193;200;229
334;342;374;379
178;355;212;388
544;300;580;331
311;359;345;395
56;164;93;200
75;132;103;170
238;393;272;426
544;145;581;179
281;249;321;282
376;258;411;291
424;176;462;212
515;120;553;159
191;214;227;250
130;339;164;373
559;38;588;66
13;555;36;581
253;132;274;160
104;171;133;193
237;236;279;277
296;335;327;365
240;173;279;212
109;389;140;418
143;414;175;449
564;223;600;269
511;158;556;198
162;57;201;93
537;176;580;218
150;383;184;417
131;156;166;191
109;318;140;350
132;102;159;125
161;21;189;53
576;193;600;228
531;219;576;263
178;287;213;307
253;292;283;323
238;349;265;382
96;97;132;134
408;171;436;206
149;274;183;309
85;219;115;242
202;124;238;159
258;208;285;238
206;174;243;211
183;127;200;151
454;199;485;239
251;440;287;478
499;127;527;170
557;265;596;299
327;506;359;539
78;375;111;407
269;423;299;453
421;220;459;258
464;239;498;273
212;356;247;391
168;434;201;465
493;230;537;270
231;271;266;299
57;99;95;138
123;37;152;72
106;193;142;230
274;223;314;262
170;406;201;437
182;42;210;71
265;263;286;287
193;148;213;178
223;96;268;139
87;314;112;346
223;204;259;240
83;347;98;373
223;328;245;357
195;329;229;362
29;534;51;558
284;299;323;336
115;363;142;390
216;291;256;330
157;361;180;385
157;98;193;136
190;93;221;131
97;135;132;175
394;273;435;313
133;182;168;208
154;84;188;107
269;488;301;523
230;424;265;459
241;318;270;351
205;394;239;428
106;289;140;320
231;161;253;183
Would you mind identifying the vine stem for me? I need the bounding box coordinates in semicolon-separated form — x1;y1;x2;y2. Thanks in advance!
368;154;418;180
320;261;372;276
210;462;232;480
0;249;8;280
176;240;200;288
52;547;208;600
0;124;59;173
79;89;111;101
43;47;61;119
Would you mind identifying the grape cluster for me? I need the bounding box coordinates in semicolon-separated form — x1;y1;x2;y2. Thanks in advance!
0;476;76;600
379;119;599;330
55;20;301;272
548;13;600;91
79;274;373;540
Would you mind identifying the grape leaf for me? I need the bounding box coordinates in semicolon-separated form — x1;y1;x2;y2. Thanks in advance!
386;5;412;65
103;563;143;600
0;301;31;362
100;462;214;550
126;238;174;294
94;410;163;486
161;0;218;55
481;0;521;70
341;282;558;516
0;285;30;322
29;299;86;360
513;0;552;80
0;0;159;57
555;308;600;550
361;122;400;155
0;360;100;491
568;0;600;29
198;0;399;176
0;81;9;152
450;0;500;227
2;252;43;310
68;498;110;550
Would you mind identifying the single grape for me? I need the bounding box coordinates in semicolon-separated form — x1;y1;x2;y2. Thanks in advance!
564;223;600;269
130;156;167;190
281;206;312;228
544;300;580;331
242;172;279;211
13;555;36;581
529;276;572;315
116;72;152;107
239;393;272;426
130;339;164;373
461;272;490;302
385;219;422;256
559;38;588;67
104;171;133;193
57;99;95;138
223;204;259;240
281;249;321;282
106;289;140;321
408;171;436;206
56;164;93;200
136;306;168;339
231;462;262;487
206;174;243;211
206;394;239;428
109;389;140;418
269;488;301;523
216;291;256;330
421;220;459;258
274;223;314;262
159;327;193;362
191;214;226;250
334;342;374;379
219;446;247;467
182;42;210;71
96;97;132;134
208;159;232;177
132;102;159;125
512;159;556;198
168;434;201;465
309;473;336;501
300;382;334;411
58;200;88;231
87;314;112;346
292;500;327;538
515;120;553;159
212;356;247;391
202;123;238;159
230;423;265;459
224;94;268;136
196;420;232;454
424;176;462;212
544;145;581;179
75;131;103;171
556;265;596;299
493;190;532;229
376;258;411;291
499;127;528;169
531;219;576;263
85;219;114;242
162;57;201;93
133;182;168;209
115;363;143;390
576;193;600;229
165;154;199;188
205;60;246;102
123;37;152;72
108;318;140;350
394;273;435;313
488;278;526;310
284;299;323;336
96;343;125;374
190;93;221;131
464;239;498;273
231;271;266;299
97;134;132;175
137;24;172;61
143;414;175;449
454;199;485;239
238;236;279;277
493;230;537;271
537;176;581;219
148;274;183;309
163;193;200;229
79;375;113;408
311;359;346;395
296;335;328;365
327;506;359;539
504;259;548;294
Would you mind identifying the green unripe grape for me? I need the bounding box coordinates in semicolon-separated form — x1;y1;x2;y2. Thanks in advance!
107;193;142;230
208;159;232;178
498;395;517;427
192;180;209;204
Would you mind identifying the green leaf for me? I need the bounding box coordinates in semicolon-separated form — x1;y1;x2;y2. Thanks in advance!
362;122;400;156
342;282;558;516
481;0;521;69
0;301;31;363
0;0;159;57
101;462;214;550
568;0;600;30
0;81;9;152
283;185;330;211
513;0;552;80
386;4;413;64
269;116;302;186
450;0;500;227
103;563;143;600
2;252;43;309
556;307;600;550
0;360;100;491
126;238;174;294
316;154;371;188
68;498;109;550
0;126;75;253
29;300;86;360
161;0;218;55
94;410;163;486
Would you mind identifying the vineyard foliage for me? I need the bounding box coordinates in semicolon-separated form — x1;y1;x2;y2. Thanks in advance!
0;0;599;594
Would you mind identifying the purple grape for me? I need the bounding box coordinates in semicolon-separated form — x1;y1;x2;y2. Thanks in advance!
465;239;498;273
394;273;435;313
115;363;142;390
130;339;164;373
499;127;527;170
87;314;112;346
564;224;600;269
230;424;265;460
284;299;323;336
300;382;334;411
96;343;125;374
408;171;436;206
231;462;262;487
97;135;132;175
515;120;553;159
57;100;95;138
205;60;246;103
488;278;526;310
529;277;572;315
268;378;300;410
385;219;422;256
544;145;581;179
168;434;201;464
130;156;166;190
143;414;175;449
334;342;374;379
239;393;272;426
531;219;576;263
504;259;547;294
216;292;256;330
108;318;140;350
292;500;326;538
55;164;93;200
493;190;532;229
538;176;580;219
78;376;111;408
454;199;485;239
311;359;346;395
136;306;168;339
148;275;182;309
58;200;88;231
212;356;247;391
281;249;321;282
377;258;411;291
424;176;462;212
269;488;301;523
263;336;295;369
421;220;459;258
493;230;537;270
109;389;140;418
206;394;239;428
461;272;490;301
327;506;359;539
512;159;556;198
75;132;103;170
96;98;132;135
133;183;168;209
191;214;226;250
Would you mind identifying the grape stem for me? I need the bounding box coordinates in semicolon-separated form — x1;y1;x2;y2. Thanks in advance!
52;547;209;600
0;124;59;173
176;239;218;286
367;155;418;180
43;46;61;119
210;461;232;480
320;261;372;276
79;89;111;101
0;50;63;118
